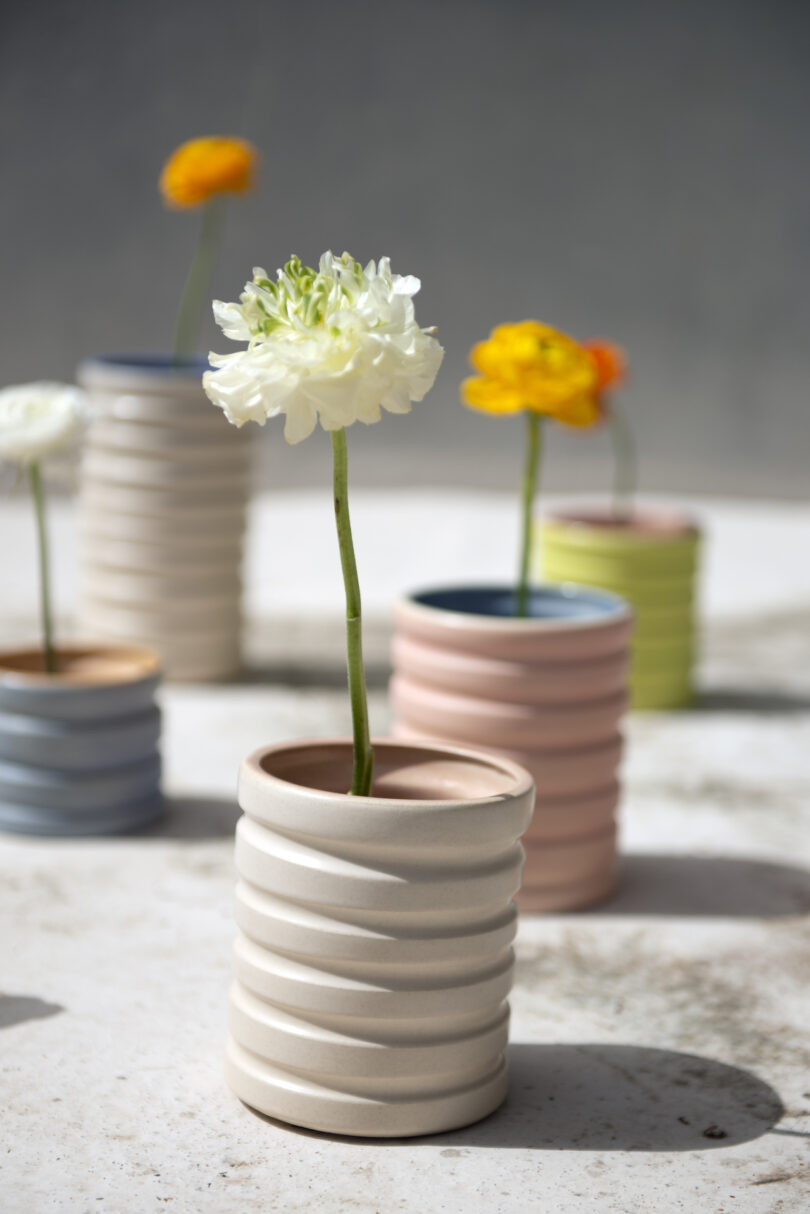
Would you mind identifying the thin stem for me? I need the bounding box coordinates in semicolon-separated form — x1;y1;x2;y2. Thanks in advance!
331;429;374;797
610;396;637;523
172;197;226;364
516;411;542;617
28;461;56;674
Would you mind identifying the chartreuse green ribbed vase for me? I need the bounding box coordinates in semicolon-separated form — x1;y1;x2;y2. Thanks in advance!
538;513;700;710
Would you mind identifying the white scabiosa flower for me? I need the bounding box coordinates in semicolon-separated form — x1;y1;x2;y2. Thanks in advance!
0;382;87;464
202;252;445;443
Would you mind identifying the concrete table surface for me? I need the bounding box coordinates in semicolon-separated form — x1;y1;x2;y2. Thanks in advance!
2;491;810;1213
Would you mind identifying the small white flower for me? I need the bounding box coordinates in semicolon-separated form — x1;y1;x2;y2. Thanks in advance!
203;251;444;443
0;382;87;464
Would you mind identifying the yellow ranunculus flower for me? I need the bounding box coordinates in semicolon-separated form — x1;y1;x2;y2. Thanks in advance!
160;136;257;209
461;320;601;428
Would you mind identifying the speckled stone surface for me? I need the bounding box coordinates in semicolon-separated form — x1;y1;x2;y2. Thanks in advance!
1;492;809;1212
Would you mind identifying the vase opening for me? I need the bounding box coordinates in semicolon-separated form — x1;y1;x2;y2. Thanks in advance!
257;739;528;803
0;646;160;685
88;353;212;374
548;508;698;538
410;584;628;623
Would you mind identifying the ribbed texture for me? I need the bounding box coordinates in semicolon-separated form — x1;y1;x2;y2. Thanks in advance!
0;651;162;836
77;360;248;683
225;741;533;1137
540;518;700;710
390;600;631;913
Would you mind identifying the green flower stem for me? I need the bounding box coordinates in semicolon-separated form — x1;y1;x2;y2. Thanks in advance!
173;197;226;364
28;460;56;674
610;396;637;523
331;428;374;797
516;411;542;618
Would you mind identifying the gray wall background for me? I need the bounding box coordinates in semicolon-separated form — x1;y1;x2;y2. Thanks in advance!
1;0;808;497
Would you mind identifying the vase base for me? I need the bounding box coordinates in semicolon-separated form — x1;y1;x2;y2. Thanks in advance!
225;1037;508;1138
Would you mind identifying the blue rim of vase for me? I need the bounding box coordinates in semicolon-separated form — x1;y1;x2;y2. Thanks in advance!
83;353;212;373
404;583;632;628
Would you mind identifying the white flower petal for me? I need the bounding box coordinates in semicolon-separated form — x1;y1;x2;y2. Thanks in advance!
380;383;413;415
212;300;253;342
0;382;87;464
392;274;420;297
204;252;444;442
283;401;317;444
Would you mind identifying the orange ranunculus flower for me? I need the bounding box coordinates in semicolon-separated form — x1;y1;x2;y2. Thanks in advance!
582;339;627;421
159;136;257;209
583;339;626;391
461;320;603;428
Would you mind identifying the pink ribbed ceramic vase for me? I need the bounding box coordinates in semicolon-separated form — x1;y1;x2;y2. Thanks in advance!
390;586;633;913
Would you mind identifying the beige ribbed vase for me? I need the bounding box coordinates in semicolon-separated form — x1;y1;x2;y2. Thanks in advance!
390;586;633;913
77;356;249;682
225;738;534;1137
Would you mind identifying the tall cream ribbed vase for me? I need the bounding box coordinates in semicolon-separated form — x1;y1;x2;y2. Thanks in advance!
77;357;249;682
225;738;535;1137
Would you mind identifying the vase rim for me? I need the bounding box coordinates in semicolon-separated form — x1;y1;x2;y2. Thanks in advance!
81;353;211;373
398;583;633;631
241;737;535;809
0;644;161;687
544;506;700;539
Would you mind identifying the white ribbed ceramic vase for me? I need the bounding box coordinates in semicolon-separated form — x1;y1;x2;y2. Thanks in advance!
225;738;535;1137
0;645;163;835
77;356;249;682
390;586;633;914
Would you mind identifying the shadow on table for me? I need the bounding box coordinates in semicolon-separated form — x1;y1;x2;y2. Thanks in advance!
0;994;64;1029
247;1044;783;1151
447;1044;783;1151
695;688;810;714
239;660;391;690
597;854;810;918
145;795;241;839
